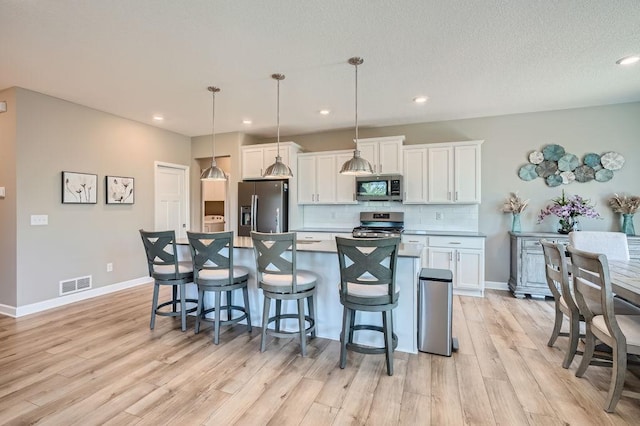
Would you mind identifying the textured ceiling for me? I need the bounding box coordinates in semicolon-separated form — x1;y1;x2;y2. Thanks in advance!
1;1;639;138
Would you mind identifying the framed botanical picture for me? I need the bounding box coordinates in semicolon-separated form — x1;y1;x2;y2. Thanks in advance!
62;171;98;204
105;175;135;204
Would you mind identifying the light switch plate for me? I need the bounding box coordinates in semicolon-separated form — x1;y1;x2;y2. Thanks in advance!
0;101;6;113
31;215;48;226
0;187;5;198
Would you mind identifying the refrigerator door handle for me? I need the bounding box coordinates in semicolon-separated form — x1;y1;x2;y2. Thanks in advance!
251;194;257;232
275;207;280;233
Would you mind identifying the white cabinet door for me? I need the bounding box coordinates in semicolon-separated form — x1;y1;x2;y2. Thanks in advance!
296;232;333;241
242;147;265;179
357;136;404;175
297;155;317;204
454;144;481;203
402;234;428;268
336;152;357;203
456;249;483;290
263;145;290;171
315;154;336;203
427;146;453;203
378;139;403;174
402;147;427;203
428;247;454;272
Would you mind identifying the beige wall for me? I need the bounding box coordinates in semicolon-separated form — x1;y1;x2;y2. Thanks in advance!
14;88;191;306
0;88;18;306
260;102;640;284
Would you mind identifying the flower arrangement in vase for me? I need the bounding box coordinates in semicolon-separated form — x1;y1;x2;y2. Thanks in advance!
537;190;600;234
608;193;640;236
502;192;529;233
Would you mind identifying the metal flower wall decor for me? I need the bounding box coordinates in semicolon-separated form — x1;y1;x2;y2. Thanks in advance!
518;144;624;187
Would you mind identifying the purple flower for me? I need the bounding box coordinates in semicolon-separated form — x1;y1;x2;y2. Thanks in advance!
537;190;601;224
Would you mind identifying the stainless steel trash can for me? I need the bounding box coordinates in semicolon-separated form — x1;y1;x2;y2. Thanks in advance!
418;268;458;356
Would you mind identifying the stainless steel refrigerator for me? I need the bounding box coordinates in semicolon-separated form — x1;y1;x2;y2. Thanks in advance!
238;180;288;236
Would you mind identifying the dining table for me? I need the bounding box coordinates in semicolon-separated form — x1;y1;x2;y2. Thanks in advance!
608;259;640;306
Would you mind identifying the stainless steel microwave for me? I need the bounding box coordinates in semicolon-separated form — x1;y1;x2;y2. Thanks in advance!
355;175;403;202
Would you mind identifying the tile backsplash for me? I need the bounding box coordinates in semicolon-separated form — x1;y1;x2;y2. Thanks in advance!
301;203;479;232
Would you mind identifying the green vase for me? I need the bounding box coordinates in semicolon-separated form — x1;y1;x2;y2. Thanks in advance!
622;214;635;236
511;213;522;233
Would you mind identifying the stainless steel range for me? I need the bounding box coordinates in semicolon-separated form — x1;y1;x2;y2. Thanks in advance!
352;212;404;238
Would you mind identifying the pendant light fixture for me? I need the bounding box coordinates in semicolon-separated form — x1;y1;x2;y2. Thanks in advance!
263;73;293;178
339;57;373;175
200;86;227;181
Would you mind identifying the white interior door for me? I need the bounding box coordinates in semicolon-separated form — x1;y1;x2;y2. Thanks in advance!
155;162;189;239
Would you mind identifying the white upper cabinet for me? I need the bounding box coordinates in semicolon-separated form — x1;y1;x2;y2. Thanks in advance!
356;135;404;175
241;142;299;180
297;150;356;205
427;141;482;204
402;146;428;203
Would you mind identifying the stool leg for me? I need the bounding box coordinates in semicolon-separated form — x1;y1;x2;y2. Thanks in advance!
307;295;316;338
180;284;187;332
383;310;394;376
348;308;356;344
340;306;350;369
150;282;160;330
298;298;307;357
226;290;232;321
195;287;204;334
172;286;178;313
261;296;271;352
242;285;252;332
275;299;282;332
214;290;222;345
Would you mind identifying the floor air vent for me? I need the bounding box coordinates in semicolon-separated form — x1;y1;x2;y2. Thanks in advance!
59;275;92;295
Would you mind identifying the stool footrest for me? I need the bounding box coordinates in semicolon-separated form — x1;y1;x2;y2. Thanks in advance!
343;324;398;355
155;299;198;317
265;313;316;338
197;305;249;327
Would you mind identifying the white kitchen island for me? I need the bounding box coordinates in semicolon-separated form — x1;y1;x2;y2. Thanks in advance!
178;237;422;353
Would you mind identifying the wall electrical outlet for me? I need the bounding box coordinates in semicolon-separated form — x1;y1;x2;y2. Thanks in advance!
106;263;113;272
435;212;443;221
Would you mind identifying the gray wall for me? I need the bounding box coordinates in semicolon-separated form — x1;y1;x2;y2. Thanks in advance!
0;88;17;307
261;102;640;284
13;88;191;306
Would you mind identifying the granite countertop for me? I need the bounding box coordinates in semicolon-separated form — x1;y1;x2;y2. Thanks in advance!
232;236;422;258
292;228;485;238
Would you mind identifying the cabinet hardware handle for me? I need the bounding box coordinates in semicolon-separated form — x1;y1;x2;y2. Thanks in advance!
311;194;315;202
457;252;461;261
455;191;458;201
449;252;453;261
448;191;451;200
317;193;319;202
379;164;382;173
449;242;461;244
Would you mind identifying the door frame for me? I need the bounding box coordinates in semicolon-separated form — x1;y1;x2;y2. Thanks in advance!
154;161;190;235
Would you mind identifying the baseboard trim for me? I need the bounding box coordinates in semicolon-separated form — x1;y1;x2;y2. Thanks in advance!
485;280;509;291
1;276;152;318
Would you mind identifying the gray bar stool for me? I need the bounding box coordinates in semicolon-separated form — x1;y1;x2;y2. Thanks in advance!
335;236;400;376
139;229;198;331
251;231;317;356
187;231;252;344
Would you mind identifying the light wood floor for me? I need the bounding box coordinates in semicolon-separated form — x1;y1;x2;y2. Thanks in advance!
2;286;640;425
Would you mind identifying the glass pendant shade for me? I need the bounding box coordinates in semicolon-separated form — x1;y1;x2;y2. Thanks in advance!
201;86;227;181
340;56;373;176
264;73;293;179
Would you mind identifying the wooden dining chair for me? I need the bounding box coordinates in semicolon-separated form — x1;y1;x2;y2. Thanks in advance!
568;245;640;412
540;239;583;368
569;231;630;261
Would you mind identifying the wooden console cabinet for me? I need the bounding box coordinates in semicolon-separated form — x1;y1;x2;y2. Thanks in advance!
509;232;640;299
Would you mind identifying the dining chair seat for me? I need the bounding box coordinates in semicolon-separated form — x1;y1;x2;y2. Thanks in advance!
592;315;640;350
197;265;250;282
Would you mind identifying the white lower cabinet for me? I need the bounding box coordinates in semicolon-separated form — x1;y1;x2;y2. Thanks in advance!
427;236;485;296
296;232;333;241
401;235;428;268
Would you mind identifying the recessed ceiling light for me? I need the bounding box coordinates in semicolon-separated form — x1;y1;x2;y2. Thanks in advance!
242;119;252;125
413;96;428;104
152;115;164;121
319;109;331;115
616;55;640;66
